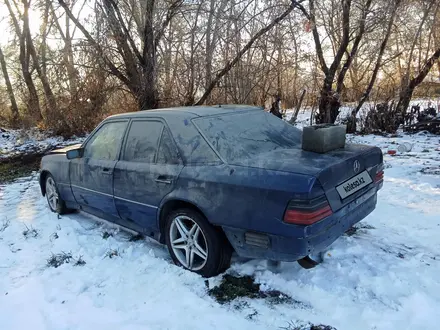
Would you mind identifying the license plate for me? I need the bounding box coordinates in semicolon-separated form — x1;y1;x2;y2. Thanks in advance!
336;170;372;199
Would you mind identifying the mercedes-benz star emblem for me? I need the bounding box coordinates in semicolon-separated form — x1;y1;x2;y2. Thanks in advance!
353;160;360;173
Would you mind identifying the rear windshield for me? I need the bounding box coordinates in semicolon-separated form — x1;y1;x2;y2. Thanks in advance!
193;110;301;162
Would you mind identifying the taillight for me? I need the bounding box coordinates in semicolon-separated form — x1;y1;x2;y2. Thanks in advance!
374;171;384;182
375;163;384;183
283;195;333;225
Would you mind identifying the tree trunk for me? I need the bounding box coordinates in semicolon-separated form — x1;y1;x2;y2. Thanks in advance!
5;0;42;121
50;1;78;97
318;78;340;124
39;1;49;79
0;46;19;125
136;85;158;110
141;0;158;109
183;2;203;106
289;89;306;124
396;47;440;114
22;0;57;117
402;0;435;89
64;6;78;96
163;24;174;105
295;0;352;124
204;0;228;104
438;58;440;81
205;0;215;100
354;0;401;114
21;57;41;121
185;33;196;106
396;91;413;116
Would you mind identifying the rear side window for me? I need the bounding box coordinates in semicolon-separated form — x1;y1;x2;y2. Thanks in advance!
84;121;127;160
123;121;163;162
157;127;181;164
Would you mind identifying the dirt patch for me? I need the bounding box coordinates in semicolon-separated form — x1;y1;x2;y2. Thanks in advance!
22;225;39;239
0;159;40;184
128;233;145;242
420;167;440;175
102;231;113;239
47;252;86;268
345;223;376;237
283;323;337;330
208;274;297;305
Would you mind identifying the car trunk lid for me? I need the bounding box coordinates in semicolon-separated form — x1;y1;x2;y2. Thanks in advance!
232;143;383;211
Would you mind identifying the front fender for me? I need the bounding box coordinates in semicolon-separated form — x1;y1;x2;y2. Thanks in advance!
39;154;73;202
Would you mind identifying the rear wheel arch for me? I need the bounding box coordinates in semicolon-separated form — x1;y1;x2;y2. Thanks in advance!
158;199;231;248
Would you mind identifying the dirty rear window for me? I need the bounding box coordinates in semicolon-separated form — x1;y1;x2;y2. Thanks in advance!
193;111;301;162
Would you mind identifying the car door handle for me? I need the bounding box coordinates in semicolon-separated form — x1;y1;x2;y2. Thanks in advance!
101;168;113;175
155;176;172;184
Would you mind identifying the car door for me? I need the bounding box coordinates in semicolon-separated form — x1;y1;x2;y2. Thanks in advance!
70;120;128;218
113;119;184;231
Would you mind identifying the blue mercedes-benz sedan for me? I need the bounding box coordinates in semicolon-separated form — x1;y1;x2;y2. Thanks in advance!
39;105;384;277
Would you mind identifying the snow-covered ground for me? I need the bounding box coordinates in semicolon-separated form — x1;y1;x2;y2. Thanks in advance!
0;119;439;330
285;98;440;129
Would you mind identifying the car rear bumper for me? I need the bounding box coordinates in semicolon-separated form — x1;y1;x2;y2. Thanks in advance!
223;186;378;262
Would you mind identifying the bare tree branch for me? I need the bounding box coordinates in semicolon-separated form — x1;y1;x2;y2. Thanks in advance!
195;0;302;105
58;0;131;86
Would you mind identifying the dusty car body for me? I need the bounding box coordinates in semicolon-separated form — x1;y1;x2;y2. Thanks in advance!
40;105;384;276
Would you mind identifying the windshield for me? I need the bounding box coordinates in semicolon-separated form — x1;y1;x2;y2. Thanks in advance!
193;110;301;162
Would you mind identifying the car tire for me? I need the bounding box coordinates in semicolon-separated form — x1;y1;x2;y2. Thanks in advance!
45;174;69;214
165;208;232;277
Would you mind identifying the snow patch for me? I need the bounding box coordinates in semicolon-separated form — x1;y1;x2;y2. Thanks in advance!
0;128;85;159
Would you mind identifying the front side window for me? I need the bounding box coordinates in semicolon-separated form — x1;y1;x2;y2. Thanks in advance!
84;121;127;160
123;121;163;163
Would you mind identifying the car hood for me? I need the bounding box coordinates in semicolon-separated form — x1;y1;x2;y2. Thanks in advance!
46;143;82;155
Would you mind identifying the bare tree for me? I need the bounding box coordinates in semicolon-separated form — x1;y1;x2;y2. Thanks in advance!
1;0;439;133
396;0;440;114
49;1;80;97
58;0;183;109
195;0;300;105
21;0;58;117
0;46;19;124
354;0;402;114
396;47;440;114
294;0;376;123
5;0;42;120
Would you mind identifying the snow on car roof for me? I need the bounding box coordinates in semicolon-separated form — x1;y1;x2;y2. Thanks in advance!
108;104;264;119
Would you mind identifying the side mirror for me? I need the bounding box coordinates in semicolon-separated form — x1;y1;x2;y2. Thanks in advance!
66;148;84;160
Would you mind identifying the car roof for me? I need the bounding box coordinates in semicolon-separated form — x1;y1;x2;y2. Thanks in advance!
107;104;264;120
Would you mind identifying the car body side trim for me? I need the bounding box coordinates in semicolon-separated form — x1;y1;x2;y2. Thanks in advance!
71;184;114;198
70;184;158;209
113;195;158;209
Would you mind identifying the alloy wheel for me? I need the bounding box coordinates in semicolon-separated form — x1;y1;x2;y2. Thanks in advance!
169;215;208;271
46;177;59;211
